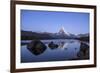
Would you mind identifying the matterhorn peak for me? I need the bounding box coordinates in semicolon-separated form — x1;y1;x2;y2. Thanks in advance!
58;26;70;36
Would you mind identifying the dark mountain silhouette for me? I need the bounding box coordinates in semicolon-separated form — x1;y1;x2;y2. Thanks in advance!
21;26;89;41
77;33;89;42
21;30;89;41
21;26;78;40
21;30;53;40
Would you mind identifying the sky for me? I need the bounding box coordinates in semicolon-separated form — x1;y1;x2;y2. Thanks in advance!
21;10;89;35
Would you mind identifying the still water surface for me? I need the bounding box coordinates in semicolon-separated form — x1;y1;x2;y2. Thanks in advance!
21;39;88;63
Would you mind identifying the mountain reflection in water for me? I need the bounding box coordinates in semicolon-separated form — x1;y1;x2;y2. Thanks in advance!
21;39;89;63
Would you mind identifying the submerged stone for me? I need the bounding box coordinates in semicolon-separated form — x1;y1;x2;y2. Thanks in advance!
27;40;47;55
48;41;58;49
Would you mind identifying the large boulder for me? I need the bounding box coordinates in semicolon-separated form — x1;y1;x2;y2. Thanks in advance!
48;41;58;49
27;40;47;55
77;42;89;59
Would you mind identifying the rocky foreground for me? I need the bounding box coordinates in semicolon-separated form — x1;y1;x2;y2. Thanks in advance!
27;40;89;60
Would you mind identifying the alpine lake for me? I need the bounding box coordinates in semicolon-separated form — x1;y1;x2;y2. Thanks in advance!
21;39;89;63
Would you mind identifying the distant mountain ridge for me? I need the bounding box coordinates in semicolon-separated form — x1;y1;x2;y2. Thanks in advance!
77;33;89;37
21;30;89;41
21;26;89;40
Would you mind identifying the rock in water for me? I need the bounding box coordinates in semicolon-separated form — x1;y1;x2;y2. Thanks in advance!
48;41;58;49
77;42;89;59
27;40;47;55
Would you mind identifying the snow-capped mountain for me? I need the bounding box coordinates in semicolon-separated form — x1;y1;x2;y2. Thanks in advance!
55;26;77;38
22;26;87;40
58;26;71;36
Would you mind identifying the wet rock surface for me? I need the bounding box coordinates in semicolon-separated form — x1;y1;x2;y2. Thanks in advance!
77;42;89;59
48;41;59;49
27;40;47;55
